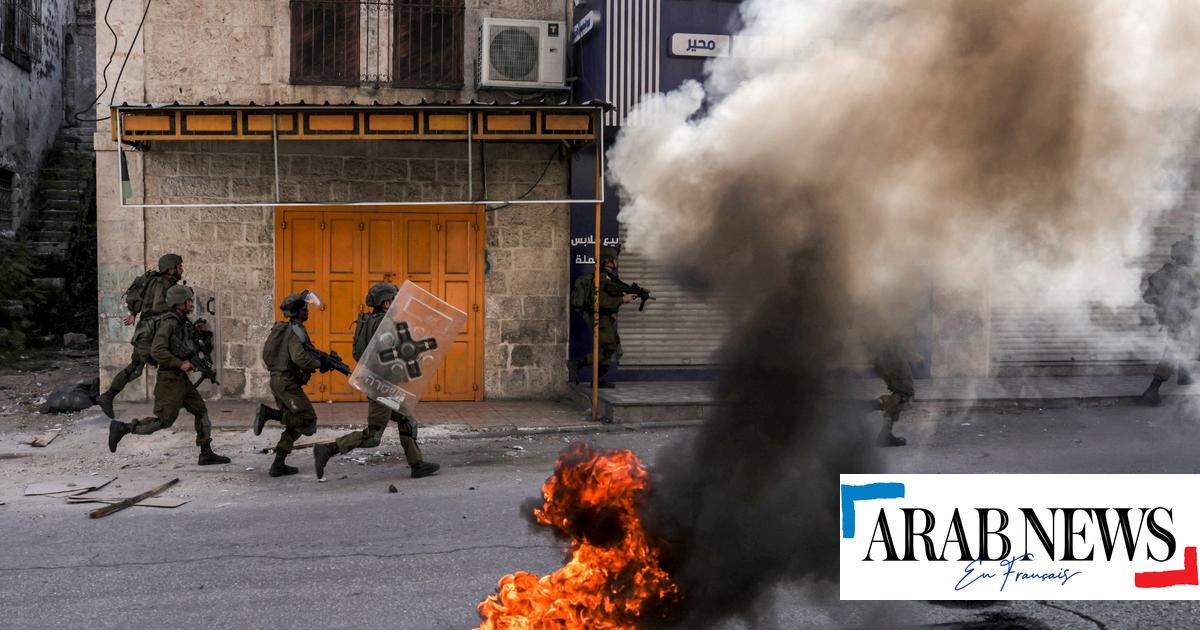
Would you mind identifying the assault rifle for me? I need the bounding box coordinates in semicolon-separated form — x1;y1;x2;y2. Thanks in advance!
191;353;220;388
307;343;352;376
606;275;656;312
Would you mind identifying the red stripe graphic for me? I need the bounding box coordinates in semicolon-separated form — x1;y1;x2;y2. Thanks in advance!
1135;547;1198;588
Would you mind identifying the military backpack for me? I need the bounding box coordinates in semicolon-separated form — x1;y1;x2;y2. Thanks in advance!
123;271;163;315
132;313;168;366
351;312;380;362
571;273;596;313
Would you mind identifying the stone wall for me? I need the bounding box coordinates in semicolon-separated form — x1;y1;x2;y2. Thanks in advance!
96;0;577;400
102;140;569;401
140;0;570;105
0;0;75;234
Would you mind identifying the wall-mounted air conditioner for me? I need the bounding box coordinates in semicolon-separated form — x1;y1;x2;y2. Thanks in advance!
477;17;567;90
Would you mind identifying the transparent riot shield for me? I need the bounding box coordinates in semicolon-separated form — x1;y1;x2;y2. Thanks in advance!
349;281;468;416
189;286;221;396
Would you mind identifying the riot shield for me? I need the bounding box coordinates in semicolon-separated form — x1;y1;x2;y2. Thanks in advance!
189;286;221;395
348;281;468;416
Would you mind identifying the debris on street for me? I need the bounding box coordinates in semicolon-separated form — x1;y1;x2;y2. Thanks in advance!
26;429;62;447
89;478;180;519
24;476;116;496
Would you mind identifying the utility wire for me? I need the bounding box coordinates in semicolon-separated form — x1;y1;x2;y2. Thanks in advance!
73;0;154;124
486;145;562;213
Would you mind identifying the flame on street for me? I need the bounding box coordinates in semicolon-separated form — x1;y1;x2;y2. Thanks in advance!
475;444;679;629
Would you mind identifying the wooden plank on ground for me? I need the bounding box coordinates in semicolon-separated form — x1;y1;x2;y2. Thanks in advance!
88;479;179;519
27;430;62;447
67;495;189;509
24;476;116;496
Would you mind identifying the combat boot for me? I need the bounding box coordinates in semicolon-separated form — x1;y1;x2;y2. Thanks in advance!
97;392;116;419
197;444;231;466
411;461;441;478
876;429;907;447
254;404;281;436
107;420;131;453
1179;369;1194;386
313;443;338;480
1140;375;1165;407
269;449;298;477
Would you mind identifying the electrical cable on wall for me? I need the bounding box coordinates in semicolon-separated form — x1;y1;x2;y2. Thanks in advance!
73;0;154;124
486;144;562;213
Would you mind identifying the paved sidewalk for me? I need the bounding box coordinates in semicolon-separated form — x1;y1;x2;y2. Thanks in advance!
107;375;1185;433
114;398;595;433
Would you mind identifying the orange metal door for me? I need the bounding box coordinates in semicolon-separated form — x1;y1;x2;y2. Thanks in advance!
276;206;484;402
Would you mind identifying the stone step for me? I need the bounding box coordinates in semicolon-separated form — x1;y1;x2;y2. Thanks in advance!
41;198;85;211
32;242;67;256
42;208;79;221
40;189;83;202
40;167;91;180
39;178;87;191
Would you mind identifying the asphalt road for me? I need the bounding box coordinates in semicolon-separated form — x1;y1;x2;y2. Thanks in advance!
3;403;1200;629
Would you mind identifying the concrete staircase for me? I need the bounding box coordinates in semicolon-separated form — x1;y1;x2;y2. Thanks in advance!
28;125;95;256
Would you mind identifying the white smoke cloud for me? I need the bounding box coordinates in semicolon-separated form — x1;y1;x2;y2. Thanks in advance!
612;0;1200;349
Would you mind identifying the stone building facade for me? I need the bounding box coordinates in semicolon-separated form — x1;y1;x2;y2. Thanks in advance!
1;0;93;234
96;0;576;402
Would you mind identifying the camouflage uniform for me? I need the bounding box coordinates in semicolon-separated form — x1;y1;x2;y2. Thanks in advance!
262;322;321;454
255;291;330;477
568;247;628;387
872;339;918;447
99;253;182;416
314;282;439;480
1141;237;1200;404
106;285;230;465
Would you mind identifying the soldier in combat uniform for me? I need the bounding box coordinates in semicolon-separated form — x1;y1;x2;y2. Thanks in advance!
254;291;334;477
871;339;921;447
97;253;183;418
1140;236;1200;406
567;246;638;388
106;285;231;465
312;282;440;481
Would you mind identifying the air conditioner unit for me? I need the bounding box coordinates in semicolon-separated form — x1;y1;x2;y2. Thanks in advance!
477;17;567;90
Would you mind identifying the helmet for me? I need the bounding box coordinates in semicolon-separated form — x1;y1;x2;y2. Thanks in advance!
158;253;183;272
599;246;620;265
280;290;321;317
366;282;399;308
1171;236;1195;264
165;284;194;307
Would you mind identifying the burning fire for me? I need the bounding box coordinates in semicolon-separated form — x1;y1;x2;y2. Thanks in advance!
475;444;679;629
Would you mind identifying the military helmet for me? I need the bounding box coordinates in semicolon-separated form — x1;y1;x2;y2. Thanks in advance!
600;246;620;265
366;282;399;308
279;292;308;317
1171;236;1196;263
158;253;183;272
165;284;194;307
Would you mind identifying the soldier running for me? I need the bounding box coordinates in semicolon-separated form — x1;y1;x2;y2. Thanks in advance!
97;253;183;418
254;291;334;477
1140;236;1200;406
312;282;440;481
106;285;232;465
871;339;920;447
567;246;638;388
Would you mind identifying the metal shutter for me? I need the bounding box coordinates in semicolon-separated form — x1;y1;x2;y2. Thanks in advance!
615;225;729;366
990;202;1197;375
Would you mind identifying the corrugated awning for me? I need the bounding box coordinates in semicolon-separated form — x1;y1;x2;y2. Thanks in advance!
110;100;612;144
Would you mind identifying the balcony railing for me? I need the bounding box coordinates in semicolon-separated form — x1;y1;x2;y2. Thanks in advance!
290;0;464;89
1;0;41;71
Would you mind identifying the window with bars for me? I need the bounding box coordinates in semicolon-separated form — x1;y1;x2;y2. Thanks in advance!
1;0;41;71
289;0;463;89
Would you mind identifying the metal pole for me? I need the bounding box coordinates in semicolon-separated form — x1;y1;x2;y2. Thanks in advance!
591;115;603;422
272;113;281;202
467;112;474;201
